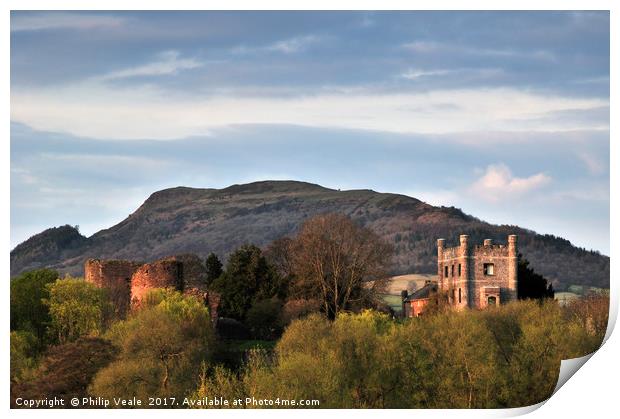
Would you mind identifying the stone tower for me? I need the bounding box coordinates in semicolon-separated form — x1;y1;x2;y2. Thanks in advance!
437;234;518;309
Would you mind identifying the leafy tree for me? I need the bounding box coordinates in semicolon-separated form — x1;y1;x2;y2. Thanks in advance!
212;245;285;320
11;337;118;408
289;213;392;319
89;290;215;403
246;298;284;340
10;268;59;343
10;330;38;383
45;277;110;344
205;252;223;285
517;254;554;300
190;364;246;409
195;301;601;409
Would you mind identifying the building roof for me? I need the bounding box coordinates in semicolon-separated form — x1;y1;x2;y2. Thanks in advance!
404;281;438;302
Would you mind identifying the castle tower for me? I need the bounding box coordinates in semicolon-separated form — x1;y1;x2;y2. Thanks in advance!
437;238;445;290
507;234;518;300
436;234;518;309
84;259;141;318
459;234;471;308
130;258;183;308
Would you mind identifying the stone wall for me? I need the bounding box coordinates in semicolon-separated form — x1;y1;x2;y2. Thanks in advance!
130;258;183;307
84;259;141;318
83;254;219;321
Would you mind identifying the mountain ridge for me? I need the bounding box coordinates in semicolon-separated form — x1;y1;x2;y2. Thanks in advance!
10;180;609;290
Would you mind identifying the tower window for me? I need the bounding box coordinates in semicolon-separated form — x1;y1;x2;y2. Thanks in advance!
444;266;448;277
451;265;454;277
483;263;495;276
458;264;462;276
458;288;462;303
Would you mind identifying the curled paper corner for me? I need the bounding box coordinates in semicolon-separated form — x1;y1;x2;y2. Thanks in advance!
552;352;595;396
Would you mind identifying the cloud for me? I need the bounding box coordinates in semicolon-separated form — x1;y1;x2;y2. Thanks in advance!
96;51;203;81
267;35;323;53
10;84;608;140
232;34;325;55
577;152;606;176
469;164;551;202
402;41;556;62
400;69;454;80
11;12;126;32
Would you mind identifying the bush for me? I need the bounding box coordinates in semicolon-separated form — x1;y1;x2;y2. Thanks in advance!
10;331;39;383
11;337;118;408
89;289;215;404
195;300;604;408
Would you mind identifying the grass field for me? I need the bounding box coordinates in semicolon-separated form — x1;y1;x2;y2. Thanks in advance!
379;273;438;314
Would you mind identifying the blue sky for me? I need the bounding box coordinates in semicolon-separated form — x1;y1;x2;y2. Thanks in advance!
10;11;610;254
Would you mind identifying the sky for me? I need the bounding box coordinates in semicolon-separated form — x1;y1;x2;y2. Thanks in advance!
10;11;610;254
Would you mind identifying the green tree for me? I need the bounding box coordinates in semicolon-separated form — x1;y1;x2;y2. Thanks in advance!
45;277;110;344
10;330;39;383
212;245;285;320
89;290;215;403
517;254;554;300
205;252;223;285
246;298;284;340
10;268;59;343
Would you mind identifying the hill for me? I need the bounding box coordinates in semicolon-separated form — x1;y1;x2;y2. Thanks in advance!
10;180;609;290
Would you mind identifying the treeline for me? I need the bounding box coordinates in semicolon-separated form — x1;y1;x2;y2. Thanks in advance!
194;299;607;408
9;213;610;408
11;289;609;408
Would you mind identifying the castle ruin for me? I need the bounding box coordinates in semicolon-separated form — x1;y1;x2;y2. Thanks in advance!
84;254;219;322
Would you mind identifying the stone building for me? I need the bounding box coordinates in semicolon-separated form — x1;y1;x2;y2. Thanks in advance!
437;234;518;309
401;234;518;317
401;281;438;317
84;254;219;322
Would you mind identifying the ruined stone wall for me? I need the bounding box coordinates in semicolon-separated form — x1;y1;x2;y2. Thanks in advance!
130;258;183;308
168;254;208;292
84;259;142;318
84;254;220;322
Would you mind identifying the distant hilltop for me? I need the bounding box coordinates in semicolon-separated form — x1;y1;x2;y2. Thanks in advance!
10;180;609;291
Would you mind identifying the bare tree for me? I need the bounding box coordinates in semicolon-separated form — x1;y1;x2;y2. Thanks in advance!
290;213;392;319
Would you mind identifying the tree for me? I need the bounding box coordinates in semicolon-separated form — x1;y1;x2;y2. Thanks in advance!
246;298;284;340
517;254;554;300
10;331;38;383
289;213;392;319
45;277;110;344
11;337;118;408
10;268;59;343
89;290;215;402
205;253;223;286
212;245;285;320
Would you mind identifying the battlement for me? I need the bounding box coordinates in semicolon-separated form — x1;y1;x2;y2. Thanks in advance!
436;234;518;309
